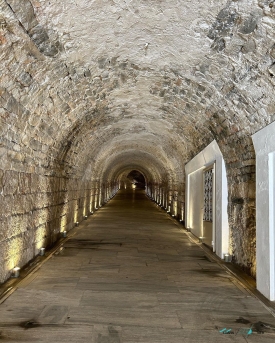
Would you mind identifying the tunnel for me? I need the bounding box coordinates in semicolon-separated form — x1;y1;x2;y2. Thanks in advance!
0;0;275;329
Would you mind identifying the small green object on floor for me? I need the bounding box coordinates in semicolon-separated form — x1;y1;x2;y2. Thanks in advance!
236;328;253;336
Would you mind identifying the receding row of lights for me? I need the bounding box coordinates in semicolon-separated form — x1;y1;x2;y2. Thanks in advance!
148;195;232;263
12;191;119;278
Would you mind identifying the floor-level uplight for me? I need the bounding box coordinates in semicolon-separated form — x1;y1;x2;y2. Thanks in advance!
62;231;67;237
199;236;204;243
13;267;20;278
224;253;231;262
40;248;45;256
84;215;88;220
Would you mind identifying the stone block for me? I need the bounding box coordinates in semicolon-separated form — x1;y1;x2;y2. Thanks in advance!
3;170;19;195
0;168;3;189
18;172;31;194
9;214;28;237
28;24;59;57
34;222;47;238
28;24;49;46
17;71;33;87
35;193;48;209
0;215;8;243
6;0;37;31
241;39;256;54
7;150;25;163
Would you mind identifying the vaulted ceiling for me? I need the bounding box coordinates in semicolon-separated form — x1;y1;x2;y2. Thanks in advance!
1;0;275;185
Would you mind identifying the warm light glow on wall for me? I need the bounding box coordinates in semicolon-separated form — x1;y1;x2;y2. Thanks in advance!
74;199;78;223
35;226;47;252
61;215;67;231
90;195;94;212
83;197;87;217
173;202;177;217
7;237;24;271
6;259;15;275
99;192;102;207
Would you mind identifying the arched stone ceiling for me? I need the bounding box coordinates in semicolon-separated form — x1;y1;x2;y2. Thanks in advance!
62;120;187;183
37;0;228;68
0;0;274;184
96;150;167;184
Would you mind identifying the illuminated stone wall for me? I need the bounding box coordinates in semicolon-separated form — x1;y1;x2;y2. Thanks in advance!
0;171;99;282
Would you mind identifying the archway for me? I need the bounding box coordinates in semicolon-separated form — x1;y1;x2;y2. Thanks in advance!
127;170;146;189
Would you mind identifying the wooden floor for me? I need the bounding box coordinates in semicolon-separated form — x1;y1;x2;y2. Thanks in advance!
0;189;275;342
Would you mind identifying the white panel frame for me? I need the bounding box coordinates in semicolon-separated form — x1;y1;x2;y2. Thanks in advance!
252;122;275;301
185;140;229;259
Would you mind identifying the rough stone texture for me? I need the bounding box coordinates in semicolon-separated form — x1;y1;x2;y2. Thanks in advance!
0;0;275;282
0;169;102;282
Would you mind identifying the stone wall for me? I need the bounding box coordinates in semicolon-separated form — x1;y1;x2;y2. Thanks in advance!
0;167;101;282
